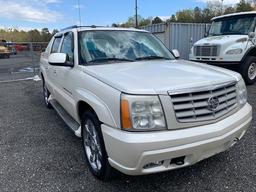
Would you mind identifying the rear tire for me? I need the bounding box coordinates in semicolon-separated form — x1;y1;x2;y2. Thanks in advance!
240;56;256;85
81;111;116;180
43;81;52;109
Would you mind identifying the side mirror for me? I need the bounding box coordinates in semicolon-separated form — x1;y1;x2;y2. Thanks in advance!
172;49;180;59
48;53;73;67
248;32;255;39
204;32;209;37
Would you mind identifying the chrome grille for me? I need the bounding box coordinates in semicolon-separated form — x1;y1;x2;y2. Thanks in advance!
170;83;237;123
194;45;219;57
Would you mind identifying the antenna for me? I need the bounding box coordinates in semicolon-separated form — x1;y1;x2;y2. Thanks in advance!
135;0;138;28
77;0;82;26
221;0;224;15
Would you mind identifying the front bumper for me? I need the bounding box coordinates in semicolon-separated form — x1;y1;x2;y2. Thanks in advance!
102;103;252;175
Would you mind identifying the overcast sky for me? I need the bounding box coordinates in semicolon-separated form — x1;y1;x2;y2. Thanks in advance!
0;0;239;31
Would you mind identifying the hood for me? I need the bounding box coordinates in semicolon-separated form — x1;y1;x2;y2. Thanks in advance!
194;35;248;46
83;60;240;95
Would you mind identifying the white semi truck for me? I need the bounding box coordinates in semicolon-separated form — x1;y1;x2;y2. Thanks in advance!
189;11;256;85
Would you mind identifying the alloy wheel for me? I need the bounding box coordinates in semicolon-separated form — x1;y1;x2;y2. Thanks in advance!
83;119;103;172
43;84;49;105
248;62;256;80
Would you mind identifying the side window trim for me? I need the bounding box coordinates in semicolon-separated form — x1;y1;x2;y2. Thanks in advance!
60;31;75;64
50;34;63;53
61;32;74;52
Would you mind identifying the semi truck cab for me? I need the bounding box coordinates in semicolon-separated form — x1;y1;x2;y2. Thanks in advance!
189;11;256;85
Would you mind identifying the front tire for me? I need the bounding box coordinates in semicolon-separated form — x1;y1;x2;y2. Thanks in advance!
81;111;115;180
240;56;256;85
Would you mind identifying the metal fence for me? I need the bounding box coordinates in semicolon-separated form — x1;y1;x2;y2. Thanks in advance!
0;42;48;82
142;22;211;59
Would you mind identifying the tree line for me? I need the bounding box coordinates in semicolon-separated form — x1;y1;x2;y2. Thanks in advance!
0;28;59;42
1;0;256;42
113;0;256;28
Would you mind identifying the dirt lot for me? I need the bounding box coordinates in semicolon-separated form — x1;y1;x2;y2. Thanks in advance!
0;79;255;192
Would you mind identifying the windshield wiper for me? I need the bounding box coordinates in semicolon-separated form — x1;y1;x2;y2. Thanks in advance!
209;33;221;36
134;56;172;61
88;57;134;63
222;31;243;35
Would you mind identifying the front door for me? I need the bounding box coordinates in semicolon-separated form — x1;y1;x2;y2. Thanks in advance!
54;32;77;118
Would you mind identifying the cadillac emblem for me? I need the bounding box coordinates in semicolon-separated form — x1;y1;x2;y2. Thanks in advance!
207;97;219;111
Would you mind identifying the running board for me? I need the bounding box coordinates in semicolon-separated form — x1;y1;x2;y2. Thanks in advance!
49;99;81;137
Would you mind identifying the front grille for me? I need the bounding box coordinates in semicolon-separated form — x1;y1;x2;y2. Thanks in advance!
194;45;219;57
170;83;237;123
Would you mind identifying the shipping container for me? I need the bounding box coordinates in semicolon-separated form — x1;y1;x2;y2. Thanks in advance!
142;23;211;59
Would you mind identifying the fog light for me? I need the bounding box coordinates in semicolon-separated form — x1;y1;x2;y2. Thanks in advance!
143;160;164;169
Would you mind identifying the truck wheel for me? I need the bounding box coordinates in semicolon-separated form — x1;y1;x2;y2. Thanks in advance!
43;81;52;109
240;56;256;85
81;111;115;180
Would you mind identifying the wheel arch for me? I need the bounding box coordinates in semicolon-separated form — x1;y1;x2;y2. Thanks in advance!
76;92;118;128
77;101;97;122
241;47;256;63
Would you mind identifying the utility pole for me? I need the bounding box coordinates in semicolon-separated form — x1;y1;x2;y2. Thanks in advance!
135;0;138;28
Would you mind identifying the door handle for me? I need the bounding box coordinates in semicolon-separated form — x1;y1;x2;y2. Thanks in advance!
53;70;57;74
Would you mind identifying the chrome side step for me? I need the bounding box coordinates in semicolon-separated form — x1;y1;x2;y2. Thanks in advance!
49;99;81;137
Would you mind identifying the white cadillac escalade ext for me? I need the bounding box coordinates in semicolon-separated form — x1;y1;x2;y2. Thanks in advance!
40;26;252;180
190;11;256;85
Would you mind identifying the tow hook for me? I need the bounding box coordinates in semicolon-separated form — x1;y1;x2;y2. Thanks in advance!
171;156;185;166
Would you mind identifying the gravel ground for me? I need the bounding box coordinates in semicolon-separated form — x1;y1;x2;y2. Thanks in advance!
0;54;39;82
0;80;255;192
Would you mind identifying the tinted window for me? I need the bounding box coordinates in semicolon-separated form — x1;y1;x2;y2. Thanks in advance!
60;32;74;63
45;38;54;53
209;15;256;36
51;36;62;53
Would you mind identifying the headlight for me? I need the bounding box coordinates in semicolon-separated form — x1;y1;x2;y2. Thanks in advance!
237;78;247;108
226;48;243;55
121;94;166;131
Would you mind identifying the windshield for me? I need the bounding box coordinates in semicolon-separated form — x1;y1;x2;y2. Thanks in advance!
78;30;174;64
209;14;256;36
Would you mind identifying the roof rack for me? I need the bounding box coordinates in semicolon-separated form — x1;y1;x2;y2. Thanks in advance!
60;25;106;31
